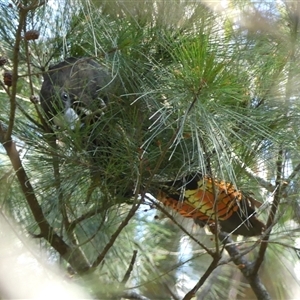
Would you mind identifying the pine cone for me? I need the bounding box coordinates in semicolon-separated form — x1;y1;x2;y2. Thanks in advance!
24;30;40;41
3;71;12;86
0;57;8;67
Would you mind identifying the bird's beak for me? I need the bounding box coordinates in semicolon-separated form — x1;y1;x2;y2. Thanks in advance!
64;108;79;129
52;108;79;130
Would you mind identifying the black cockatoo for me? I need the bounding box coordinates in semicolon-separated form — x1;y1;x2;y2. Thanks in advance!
40;57;124;201
40;58;265;236
155;173;265;236
40;57;116;128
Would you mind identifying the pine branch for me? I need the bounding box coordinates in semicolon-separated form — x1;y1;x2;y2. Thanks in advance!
195;266;223;300
0;123;90;273
133;241;181;300
67;204;113;232
252;148;284;275
91;199;141;269
148;197;215;256
182;254;220;300
122;250;138;285
218;232;271;300
0;127;64;246
5;7;26;141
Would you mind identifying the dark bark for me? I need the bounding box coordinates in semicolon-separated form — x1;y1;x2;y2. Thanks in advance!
0;131;90;273
218;232;271;300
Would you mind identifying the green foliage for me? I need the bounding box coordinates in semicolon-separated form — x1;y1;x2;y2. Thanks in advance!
1;0;300;299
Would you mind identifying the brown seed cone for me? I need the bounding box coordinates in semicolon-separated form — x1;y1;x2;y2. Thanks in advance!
0;57;8;67
24;30;40;41
3;71;12;86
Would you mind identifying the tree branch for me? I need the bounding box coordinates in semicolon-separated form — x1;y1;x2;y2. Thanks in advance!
67;204;112;232
252;148;284;275
0;123;90;273
91;199;142;269
218;232;271;300
122;250;138;285
148;197;215;256
5;8;26;141
182;255;220;300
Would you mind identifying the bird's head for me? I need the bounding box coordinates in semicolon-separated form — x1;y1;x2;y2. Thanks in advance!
40;57;115;129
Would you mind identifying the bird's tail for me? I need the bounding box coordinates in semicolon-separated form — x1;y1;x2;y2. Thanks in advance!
155;173;265;236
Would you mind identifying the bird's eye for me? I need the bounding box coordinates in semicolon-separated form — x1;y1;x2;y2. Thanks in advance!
62;92;69;101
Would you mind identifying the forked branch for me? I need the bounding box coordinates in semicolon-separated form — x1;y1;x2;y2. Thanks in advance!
0;124;90;273
218;232;271;300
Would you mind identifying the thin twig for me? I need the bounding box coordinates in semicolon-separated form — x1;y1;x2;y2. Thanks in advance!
67;203;113;232
252;148;284;275
5;9;26;141
148;197;215;256
51;140;73;240
23;29;35;97
182;255;220;300
122;250;138;284
132;242;181;300
199;134;220;255
0;80;11;96
196;266;223;300
219;226;272;266
23;28;49;129
75;216;107;247
218;232;272;300
281;161;300;196
91;200;141;269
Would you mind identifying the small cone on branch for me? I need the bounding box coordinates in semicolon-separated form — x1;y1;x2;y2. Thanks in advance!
0;57;8;67
3;71;12;86
25;30;40;41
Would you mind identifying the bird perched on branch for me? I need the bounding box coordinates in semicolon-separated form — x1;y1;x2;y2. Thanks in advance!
39;58;265;236
40;57;116;128
155;173;265;236
40;57;139;203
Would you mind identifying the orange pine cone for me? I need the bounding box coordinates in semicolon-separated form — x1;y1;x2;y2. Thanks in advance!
156;173;265;236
